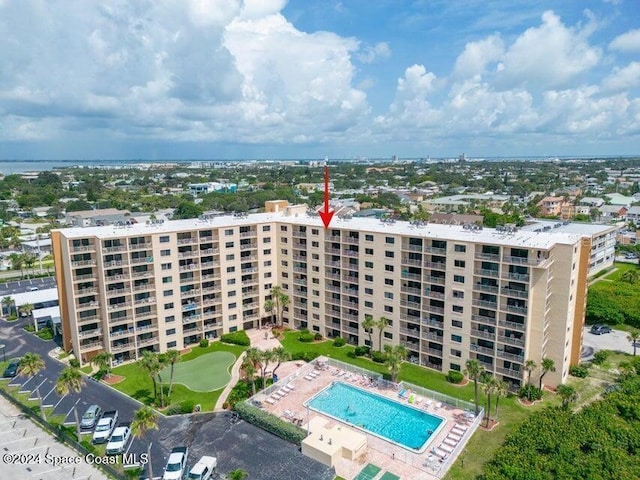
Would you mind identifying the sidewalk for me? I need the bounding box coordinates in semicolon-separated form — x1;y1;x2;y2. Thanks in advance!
214;351;246;411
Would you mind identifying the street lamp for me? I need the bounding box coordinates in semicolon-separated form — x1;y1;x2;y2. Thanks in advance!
0;344;5;362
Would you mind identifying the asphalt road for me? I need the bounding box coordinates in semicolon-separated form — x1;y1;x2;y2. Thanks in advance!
0;318;334;480
581;326;636;360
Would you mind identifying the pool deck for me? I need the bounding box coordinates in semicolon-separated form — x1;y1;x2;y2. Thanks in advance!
256;362;478;480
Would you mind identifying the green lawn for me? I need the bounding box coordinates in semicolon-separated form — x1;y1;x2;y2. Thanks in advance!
110;341;245;412
159;351;235;392
595;262;638;283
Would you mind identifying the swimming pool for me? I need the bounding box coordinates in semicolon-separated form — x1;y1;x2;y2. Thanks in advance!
305;381;444;451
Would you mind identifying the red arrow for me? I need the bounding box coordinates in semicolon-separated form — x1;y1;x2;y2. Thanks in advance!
319;165;334;229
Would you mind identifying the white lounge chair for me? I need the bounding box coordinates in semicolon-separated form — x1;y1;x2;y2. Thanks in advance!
276;389;287;396
443;438;458;447
451;427;465;436
434;402;443;410
440;443;454;453
282;385;294;393
344;372;352;380
448;433;462;442
432;447;448;458
265;398;276;405
455;423;469;431
271;392;282;400
304;375;314;381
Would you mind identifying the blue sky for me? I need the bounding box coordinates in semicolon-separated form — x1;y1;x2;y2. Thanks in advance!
0;0;639;160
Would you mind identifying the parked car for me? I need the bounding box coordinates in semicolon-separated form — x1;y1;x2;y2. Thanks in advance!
80;404;102;430
3;358;21;378
187;456;216;480
92;410;118;444
163;446;189;480
590;324;612;335
106;426;131;455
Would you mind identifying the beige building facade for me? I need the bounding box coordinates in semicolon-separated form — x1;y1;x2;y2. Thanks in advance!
52;204;588;388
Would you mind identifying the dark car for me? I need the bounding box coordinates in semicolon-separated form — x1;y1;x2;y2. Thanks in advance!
590;324;611;335
3;358;21;378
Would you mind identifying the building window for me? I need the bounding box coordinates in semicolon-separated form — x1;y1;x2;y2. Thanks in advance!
162;276;172;284
384;292;393;299
385;265;394;272
263;237;271;243
167;341;177;349
280;225;288;231
450;350;462;358
385;237;395;244
227;278;236;285
312;241;319;247
451;334;462;343
313;289;320;296
384;305;393;313
164;302;174;310
225;241;234;248
225;229;234;236
262;225;271;231
163;289;173;297
454;244;466;252
453;290;464;299
365;275;373;282
281;249;288;255
385;251;394;258
228;302;237;309
228;290;236;297
161;249;171;257
452;319;463;328
365;288;373;295
365;248;374;255
227;266;235;273
229;314;237;321
264;272;272;278
166;328;176;336
263;249;271;255
365;234;374;241
161;263;172;270
312;266;319;272
160;235;170;243
312;253;319;260
452;305;463;313
453;274;465;283
312;302;320;308
226;254;235;261
454;259;466;268
165;315;175;323
365;261;373;268
384;331;393;339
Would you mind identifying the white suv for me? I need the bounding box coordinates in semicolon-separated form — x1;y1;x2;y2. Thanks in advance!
106;426;131;455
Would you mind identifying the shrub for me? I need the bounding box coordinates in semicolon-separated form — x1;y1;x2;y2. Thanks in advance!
314;332;323;341
180;400;195;414
36;328;54;340
7;313;17;321
165;404;182;415
291;351;320;362
199;338;209;348
371;351;386;363
298;333;315;343
299;328;310;335
592;350;610;365
446;370;464;384
569;365;589;378
354;346;370;357
69;358;80;368
518;385;543;401
24;324;35;333
221;330;250;346
333;337;346;347
234;401;307;444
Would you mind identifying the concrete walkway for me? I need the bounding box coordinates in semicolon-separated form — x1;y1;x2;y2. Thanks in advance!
214;351;246;411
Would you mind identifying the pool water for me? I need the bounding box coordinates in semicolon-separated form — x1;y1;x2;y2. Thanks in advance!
306;381;444;451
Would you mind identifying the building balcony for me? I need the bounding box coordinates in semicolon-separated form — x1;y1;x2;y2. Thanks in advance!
80;341;103;352
401;244;423;252
108;302;132;311
178;251;198;259
77;301;99;311
401;285;421;295
501;288;529;299
421;331;442;342
134;297;156;305
474;252;500;261
421;317;444;329
78;328;101;338
401;272;422;281
177;237;196;245
240;243;257;251
496;350;524;362
472;314;497;325
109;328;134;338
424;290;445;300
474;284;499;294
496;367;523;379
292;230;306;238
71;260;96;268
400;327;420;338
498;320;526;331
470;329;495;340
424;305;444;314
136;323;158;334
425;276;446;285
133;283;154;292
103;260;127;268
498;335;525;347
182;314;203;324
200;248;220;255
424;261;446;270
472;299;498;309
400;340;421;351
400;299;421;309
110;342;132;352
130;257;152;265
424;347;443;356
132;270;154;278
501;271;530;282
502;304;528;315
425;246;447;255
474;268;499;278
181;289;201;298
71;245;96;253
240;230;257;238
106;288;130;297
401;258;422;267
76;287;97;295
105;274;129;282
74;273;97;282
138;336;159;346
471;344;495;356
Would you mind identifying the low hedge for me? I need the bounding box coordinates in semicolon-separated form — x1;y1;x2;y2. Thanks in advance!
291;351;320;362
298;333;315;343
199;338;209;348
221;330;250;346
371;351;386;363
234;401;307;444
569;364;589;378
333;337;346;347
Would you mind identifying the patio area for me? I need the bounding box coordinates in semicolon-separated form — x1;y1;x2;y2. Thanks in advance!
252;358;480;480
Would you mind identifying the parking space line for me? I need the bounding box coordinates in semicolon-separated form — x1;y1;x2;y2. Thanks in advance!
64;398;80;422
26;379;47;400
51;394;67;412
41;385;58;407
0;436;39;446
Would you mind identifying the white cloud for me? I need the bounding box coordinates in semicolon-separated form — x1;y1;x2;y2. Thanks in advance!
357;42;391;64
453;34;504;77
609;28;640;52
602;62;640;91
496;11;601;88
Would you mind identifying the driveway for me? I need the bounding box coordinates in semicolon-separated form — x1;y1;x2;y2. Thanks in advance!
581;326;635;360
0;318;335;480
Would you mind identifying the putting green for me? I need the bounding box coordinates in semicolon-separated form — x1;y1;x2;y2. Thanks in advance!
160;351;236;392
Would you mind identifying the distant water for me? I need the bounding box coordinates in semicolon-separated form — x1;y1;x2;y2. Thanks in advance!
0;159;196;175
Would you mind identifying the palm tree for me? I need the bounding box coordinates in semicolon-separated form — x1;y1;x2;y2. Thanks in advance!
241;357;258;397
23;253;36;277
55;366;85;441
621;268;640;284
270;346;290;378
482;376;496;428
362;314;375;353
627;330;640;356
263;299;274;327
270;286;282;326
538;358;556;390
278;294;290;327
465;359;484;416
131;406;159;480
19;302;34;317
524;359;537;388
557;384;578;410
259;349;274;387
8;253;24;278
227;469;249;480
91;351;113;378
494;380;508;420
164;349;181;398
155;354;167;408
140;350;161;405
18;352;46;419
244;348;262;393
384;344;407;382
1;296;13;316
376;317;390;353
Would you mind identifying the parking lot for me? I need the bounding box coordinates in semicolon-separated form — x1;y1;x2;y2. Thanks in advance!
0;316;335;479
0;277;57;296
581;325;635;360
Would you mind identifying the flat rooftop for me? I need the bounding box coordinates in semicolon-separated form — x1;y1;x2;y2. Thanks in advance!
521;219;618;236
54;210;583;250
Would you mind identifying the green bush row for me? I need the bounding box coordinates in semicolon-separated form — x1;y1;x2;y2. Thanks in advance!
165;400;196;415
221;330;250;346
290;351;320;362
234;401;307;444
298;333;315;342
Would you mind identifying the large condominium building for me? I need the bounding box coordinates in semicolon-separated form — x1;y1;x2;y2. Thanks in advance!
52;202;589;388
